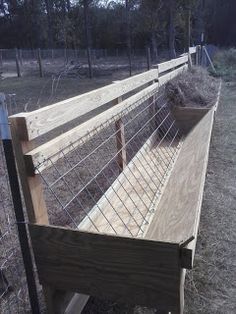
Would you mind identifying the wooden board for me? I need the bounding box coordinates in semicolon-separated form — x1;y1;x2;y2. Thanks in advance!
145;110;215;251
171;107;209;134
158;65;188;86
24;82;159;174
29;224;182;311
78;126;181;238
158;56;188;74
9;70;158;141
189;47;197;54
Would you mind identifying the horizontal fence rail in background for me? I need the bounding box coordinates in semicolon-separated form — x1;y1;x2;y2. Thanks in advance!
1;47;199;313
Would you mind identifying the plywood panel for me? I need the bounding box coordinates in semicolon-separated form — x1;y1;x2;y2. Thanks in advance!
29;224;181;311
145;110;214;246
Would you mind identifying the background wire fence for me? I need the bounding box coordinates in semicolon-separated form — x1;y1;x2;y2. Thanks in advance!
35;87;183;237
0;48;174;79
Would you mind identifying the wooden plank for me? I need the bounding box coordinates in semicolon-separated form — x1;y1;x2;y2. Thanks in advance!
158;64;188;86
29;224;182;311
11;119;89;313
158;56;188;74
189;47;197;54
9;69;158;141
145;110;215;251
10;120;49;224
172;107;209;135
23;82;159;174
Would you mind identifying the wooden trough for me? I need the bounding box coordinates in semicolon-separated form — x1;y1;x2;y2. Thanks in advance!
9;48;221;313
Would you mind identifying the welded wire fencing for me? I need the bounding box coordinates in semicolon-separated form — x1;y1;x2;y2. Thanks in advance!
34;87;182;237
0;48;173;79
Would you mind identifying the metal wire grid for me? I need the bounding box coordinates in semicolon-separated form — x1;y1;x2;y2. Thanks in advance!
36;88;182;236
0;143;30;314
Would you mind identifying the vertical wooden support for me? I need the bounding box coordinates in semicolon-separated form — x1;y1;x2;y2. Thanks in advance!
188;50;193;69
146;47;151;70
64;48;68;64
15;48;21;77
51;49;54;60
115;118;127;173
0;49;3;67
87;47;93;79
1;100;40;313
9;117;90;314
37;48;43;78
19;49;23;66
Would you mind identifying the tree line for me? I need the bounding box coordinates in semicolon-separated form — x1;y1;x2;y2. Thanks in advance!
0;0;235;58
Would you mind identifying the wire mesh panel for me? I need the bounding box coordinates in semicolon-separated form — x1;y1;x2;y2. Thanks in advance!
35;87;183;238
0;143;30;314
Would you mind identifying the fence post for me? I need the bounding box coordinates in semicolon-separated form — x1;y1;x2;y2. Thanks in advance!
15;48;21;77
87;47;93;79
19;49;23;66
37;48;43;77
0;95;40;314
146;47;151;70
0;49;3;67
115;118;127;173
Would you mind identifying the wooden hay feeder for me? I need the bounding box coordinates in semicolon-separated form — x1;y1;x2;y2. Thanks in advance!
9;50;220;314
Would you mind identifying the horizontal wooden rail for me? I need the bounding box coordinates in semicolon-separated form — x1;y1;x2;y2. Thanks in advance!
9;69;158;141
158;55;188;74
24;82;159;174
189;47;197;54
159;64;188;86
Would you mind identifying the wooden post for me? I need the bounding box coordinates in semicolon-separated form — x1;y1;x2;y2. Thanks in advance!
115;118;127;173
19;49;23;66
87;47;93;79
188;49;193;69
15;48;21;77
0;49;3;67
51;49;54;60
37;48;43;78
146;47;151;70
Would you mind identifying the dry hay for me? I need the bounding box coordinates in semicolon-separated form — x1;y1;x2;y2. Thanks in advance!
165;66;219;108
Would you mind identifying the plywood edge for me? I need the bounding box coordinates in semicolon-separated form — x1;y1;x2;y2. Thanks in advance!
29;223;182;311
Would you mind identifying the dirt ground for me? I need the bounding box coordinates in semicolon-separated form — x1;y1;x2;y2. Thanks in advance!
1;72;236;313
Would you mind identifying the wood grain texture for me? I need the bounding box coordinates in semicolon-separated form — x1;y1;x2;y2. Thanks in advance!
9;69;158;141
189;47;197;54
158;65;188;86
158;56;188;74
29;224;182;311
24;82;159;174
171;107;209;135
145;109;215;248
77;127;181;238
